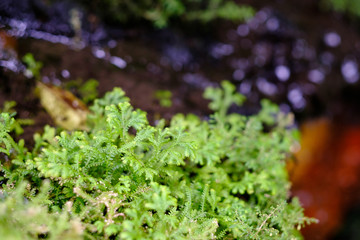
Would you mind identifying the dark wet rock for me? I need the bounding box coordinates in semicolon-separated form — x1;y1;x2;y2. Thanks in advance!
0;0;113;46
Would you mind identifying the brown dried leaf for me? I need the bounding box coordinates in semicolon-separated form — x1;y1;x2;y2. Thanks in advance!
36;82;89;130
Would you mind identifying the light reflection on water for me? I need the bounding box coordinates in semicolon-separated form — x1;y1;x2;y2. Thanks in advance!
239;81;252;95
61;69;70;78
237;24;250;37
230;58;249;70
288;87;306;110
342;59;359;84
183;73;213;89
275;65;291;82
266;17;280;31
0;59;21;72
28;30;73;46
109;56;127;69
256;78;278;95
163;45;192;71
233;69;245;81
324;32;341;48
308;69;325;84
210;43;234;59
92;47;106;59
320;52;335;66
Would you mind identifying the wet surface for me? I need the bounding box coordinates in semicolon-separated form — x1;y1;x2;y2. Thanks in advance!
2;0;360;239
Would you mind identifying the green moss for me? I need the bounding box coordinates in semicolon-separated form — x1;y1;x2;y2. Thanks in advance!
0;81;316;239
322;0;360;17
73;0;255;27
154;90;172;107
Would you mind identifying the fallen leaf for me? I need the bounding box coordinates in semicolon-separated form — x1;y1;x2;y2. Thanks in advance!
36;82;89;130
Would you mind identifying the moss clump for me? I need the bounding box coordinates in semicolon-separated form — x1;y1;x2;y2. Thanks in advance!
0;81;315;239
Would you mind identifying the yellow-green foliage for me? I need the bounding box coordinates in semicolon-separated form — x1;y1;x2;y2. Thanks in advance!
154;90;172;107
322;0;360;17
75;0;254;27
0;81;316;239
